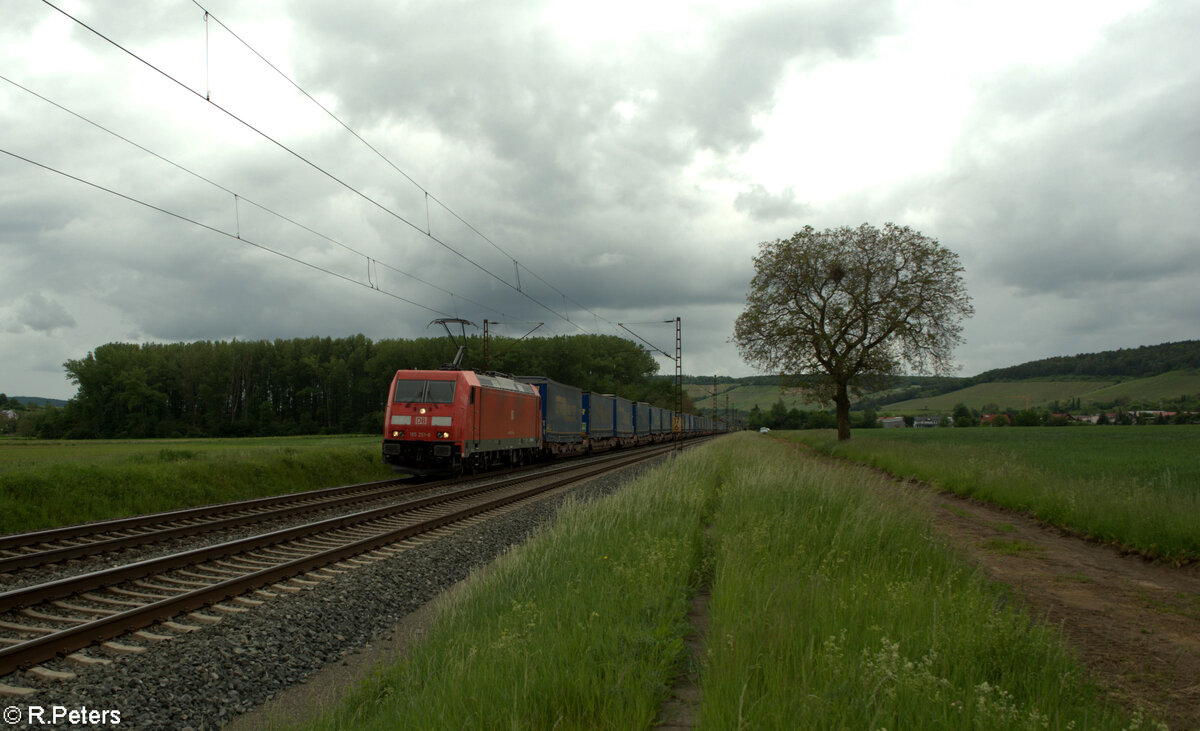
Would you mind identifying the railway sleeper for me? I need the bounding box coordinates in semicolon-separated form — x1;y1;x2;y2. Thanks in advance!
0;681;36;697
65;652;110;667
27;665;75;681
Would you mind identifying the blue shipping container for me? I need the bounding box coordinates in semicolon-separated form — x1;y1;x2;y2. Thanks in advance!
516;376;582;442
634;402;651;436
584;392;616;438
614;396;634;438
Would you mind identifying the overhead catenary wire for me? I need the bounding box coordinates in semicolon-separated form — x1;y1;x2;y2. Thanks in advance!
617;321;676;360
188;1;621;332
0;146;452;318
38;0;586;333
0;72;518;323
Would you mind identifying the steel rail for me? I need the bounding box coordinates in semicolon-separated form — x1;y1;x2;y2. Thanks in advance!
0;441;668;571
0;478;417;550
0;478;447;573
0;450;640;613
0;444;674;676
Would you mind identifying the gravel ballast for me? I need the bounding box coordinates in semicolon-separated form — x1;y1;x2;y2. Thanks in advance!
3;458;667;730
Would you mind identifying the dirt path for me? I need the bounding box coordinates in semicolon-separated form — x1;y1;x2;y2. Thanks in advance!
899;478;1200;729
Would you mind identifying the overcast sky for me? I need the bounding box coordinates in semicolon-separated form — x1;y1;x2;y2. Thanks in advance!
3;0;1197;400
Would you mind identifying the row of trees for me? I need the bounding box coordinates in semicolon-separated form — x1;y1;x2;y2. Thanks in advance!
975;340;1200;381
745;400;880;431
22;333;690;439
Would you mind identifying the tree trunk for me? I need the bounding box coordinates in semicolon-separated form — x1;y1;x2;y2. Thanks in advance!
834;381;852;441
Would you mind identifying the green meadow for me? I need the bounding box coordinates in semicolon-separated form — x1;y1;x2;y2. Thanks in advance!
687;383;827;413
788;426;1200;563
881;380;1114;413
882;370;1200;414
0;435;392;535
687;369;1200;416
303;434;1145;730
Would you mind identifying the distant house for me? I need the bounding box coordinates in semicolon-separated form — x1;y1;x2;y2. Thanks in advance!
1072;413;1101;425
879;416;905;428
913;416;942;428
980;413;1011;426
0;409;17;421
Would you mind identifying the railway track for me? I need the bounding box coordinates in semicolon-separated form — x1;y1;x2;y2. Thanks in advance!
0;476;453;574
0;443;678;686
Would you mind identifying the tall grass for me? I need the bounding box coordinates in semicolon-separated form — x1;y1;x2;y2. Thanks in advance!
789;427;1200;562
701;435;1140;729
304;435;1148;730
0;436;391;534
307;453;722;730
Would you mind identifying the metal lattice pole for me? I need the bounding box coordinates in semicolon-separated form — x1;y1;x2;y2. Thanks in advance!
675;317;682;451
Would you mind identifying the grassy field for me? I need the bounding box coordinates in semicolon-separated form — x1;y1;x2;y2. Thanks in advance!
881;380;1115;413
304;434;1141;730
688;383;828;414
1082;370;1200;405
788;426;1200;563
882;370;1200;413
0;435;393;535
689;369;1200;417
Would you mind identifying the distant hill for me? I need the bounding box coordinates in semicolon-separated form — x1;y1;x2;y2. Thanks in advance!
688;376;954;415
882;371;1200;414
973;340;1200;381
9;396;69;408
688;340;1200;417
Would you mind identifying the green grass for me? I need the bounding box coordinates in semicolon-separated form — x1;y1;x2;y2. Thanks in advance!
305;449;717;730
882;380;1115;413
687;384;826;413
0;435;393;535
787;427;1200;563
882;370;1200;413
701;436;1133;729
1082;370;1200;405
304;434;1147;730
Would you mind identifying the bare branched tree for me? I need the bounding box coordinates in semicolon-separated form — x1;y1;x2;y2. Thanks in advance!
733;223;973;440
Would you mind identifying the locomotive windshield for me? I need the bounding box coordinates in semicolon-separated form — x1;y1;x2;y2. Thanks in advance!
393;379;456;404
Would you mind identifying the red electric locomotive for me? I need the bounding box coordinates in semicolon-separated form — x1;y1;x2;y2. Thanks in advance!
381;369;542;475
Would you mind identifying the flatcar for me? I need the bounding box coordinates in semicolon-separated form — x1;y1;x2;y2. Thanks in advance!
382;369;541;475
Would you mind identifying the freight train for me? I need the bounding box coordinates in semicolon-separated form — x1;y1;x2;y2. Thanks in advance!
381;368;717;475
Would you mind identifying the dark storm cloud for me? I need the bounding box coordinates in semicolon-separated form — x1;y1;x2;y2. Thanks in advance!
7;0;1194;396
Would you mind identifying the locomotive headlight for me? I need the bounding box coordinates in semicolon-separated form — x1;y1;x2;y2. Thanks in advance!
391;430;404;438
438;431;450;438
419;407;427;415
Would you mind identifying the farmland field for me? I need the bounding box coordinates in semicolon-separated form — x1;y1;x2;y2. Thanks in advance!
687;383;826;413
880;379;1114;413
882;369;1200;413
0;435;391;535
787;426;1200;562
1082;369;1200;404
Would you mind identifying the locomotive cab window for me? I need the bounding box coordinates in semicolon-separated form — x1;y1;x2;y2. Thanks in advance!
393;380;427;403
426;380;455;403
393;379;457;404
